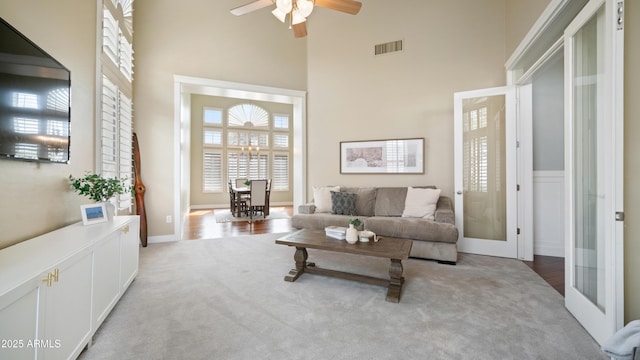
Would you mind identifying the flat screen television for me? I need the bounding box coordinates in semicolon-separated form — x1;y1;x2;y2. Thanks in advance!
0;17;71;164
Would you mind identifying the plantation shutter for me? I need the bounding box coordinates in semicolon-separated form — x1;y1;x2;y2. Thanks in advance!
273;154;289;190
203;152;223;192
100;0;134;212
101;76;118;178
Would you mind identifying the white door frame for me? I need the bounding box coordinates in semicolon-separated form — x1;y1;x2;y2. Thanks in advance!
171;76;307;241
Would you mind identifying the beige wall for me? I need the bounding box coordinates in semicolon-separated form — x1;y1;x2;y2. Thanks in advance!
505;0;552;56
133;0;306;237
189;95;294;207
0;1;97;249
305;0;507;199
624;0;639;324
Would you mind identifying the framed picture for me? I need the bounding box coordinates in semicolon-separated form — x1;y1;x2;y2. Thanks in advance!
340;138;424;174
80;203;108;226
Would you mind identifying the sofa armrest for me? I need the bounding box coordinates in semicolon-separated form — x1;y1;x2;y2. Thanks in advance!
298;203;316;214
434;196;455;225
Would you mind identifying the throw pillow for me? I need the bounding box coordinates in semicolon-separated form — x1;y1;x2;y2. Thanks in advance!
331;191;357;215
312;186;340;213
402;187;441;220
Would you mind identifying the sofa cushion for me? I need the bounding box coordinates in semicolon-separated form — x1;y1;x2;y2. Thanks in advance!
402;187;441;220
312;186;340;213
374;187;408;217
341;187;377;216
364;216;458;244
331;191;357;215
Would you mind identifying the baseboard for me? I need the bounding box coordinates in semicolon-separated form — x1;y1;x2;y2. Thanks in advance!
147;234;178;244
534;243;564;257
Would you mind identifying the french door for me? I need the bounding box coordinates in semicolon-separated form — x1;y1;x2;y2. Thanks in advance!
453;86;518;258
564;0;624;345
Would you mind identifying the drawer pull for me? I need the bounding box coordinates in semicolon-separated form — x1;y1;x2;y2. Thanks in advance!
121;225;129;234
42;273;53;287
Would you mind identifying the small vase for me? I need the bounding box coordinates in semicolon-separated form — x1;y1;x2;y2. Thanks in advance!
103;201;115;221
346;224;358;244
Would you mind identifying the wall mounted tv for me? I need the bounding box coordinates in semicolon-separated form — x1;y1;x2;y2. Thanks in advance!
0;17;71;164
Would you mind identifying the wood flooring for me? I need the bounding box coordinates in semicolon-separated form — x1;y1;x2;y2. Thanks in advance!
183;206;565;297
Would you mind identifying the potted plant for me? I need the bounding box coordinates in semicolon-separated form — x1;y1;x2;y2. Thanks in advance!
69;173;129;219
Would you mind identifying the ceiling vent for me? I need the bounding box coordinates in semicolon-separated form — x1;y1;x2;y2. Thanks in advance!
374;40;403;56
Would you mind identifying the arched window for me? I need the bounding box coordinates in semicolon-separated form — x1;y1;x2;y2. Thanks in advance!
201;103;291;193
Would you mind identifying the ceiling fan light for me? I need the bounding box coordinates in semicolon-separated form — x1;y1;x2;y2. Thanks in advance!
275;0;292;13
291;9;306;25
297;0;314;18
272;8;287;22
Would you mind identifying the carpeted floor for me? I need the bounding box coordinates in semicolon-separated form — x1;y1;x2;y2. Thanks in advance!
78;233;606;360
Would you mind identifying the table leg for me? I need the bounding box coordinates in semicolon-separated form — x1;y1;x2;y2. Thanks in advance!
284;247;308;282
386;259;405;303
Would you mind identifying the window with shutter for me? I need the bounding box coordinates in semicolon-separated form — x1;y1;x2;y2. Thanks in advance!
203;152;223;192
273;153;289;191
99;0;134;212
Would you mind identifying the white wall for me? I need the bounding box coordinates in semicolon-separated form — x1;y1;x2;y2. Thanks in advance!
305;0;508;199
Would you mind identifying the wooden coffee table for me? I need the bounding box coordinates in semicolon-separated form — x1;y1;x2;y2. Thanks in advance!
275;229;413;303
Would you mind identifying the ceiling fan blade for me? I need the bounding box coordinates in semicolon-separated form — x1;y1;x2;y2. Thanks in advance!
230;0;273;16
292;22;307;38
314;0;362;15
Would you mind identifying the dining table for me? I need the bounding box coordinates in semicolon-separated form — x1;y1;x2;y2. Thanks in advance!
230;185;270;218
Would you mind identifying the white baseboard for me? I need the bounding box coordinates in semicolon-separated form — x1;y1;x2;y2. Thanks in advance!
147;234;178;244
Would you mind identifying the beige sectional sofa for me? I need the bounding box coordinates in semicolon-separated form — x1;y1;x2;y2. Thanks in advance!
291;186;459;264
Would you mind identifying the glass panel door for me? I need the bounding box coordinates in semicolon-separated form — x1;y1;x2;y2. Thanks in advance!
454;86;517;258
564;0;624;345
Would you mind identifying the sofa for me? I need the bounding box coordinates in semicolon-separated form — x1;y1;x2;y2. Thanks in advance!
291;186;459;264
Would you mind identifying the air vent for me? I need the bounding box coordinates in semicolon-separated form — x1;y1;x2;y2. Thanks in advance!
374;40;403;56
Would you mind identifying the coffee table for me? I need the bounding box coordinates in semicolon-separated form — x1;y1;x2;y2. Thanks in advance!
275;229;413;303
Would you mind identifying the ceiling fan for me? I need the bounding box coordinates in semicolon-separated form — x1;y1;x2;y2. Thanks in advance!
230;0;362;38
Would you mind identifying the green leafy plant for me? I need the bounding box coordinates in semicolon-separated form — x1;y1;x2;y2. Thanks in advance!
349;218;362;227
244;179;251;186
69;173;129;202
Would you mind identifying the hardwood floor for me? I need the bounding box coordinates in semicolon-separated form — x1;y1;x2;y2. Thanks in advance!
523;255;565;296
183;206;565;296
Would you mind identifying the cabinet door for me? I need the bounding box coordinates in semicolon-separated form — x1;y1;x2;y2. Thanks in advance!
0;279;40;360
40;249;93;360
92;232;121;329
120;219;140;290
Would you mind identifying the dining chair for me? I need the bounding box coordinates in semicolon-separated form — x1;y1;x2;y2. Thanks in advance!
229;179;247;217
235;178;248;188
248;179;268;222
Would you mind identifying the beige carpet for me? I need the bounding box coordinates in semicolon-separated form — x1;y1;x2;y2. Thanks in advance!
78;233;606;360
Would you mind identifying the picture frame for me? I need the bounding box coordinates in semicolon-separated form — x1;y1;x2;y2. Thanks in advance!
340;138;424;174
80;203;108;226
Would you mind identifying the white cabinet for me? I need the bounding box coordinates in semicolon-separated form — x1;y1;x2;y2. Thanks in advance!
92;219;139;330
0;216;139;360
92;232;121;330
40;249;93;360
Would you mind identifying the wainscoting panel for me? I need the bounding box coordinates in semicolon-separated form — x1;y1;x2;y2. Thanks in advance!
533;171;564;257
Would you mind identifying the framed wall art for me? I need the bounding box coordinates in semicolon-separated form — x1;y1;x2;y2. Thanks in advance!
340;138;424;174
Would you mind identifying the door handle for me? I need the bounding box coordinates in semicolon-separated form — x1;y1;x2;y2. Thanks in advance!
456;191;462;195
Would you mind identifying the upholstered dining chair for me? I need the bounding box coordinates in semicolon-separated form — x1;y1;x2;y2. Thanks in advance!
248;179;268;222
229;179;247;217
235;178;248;188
